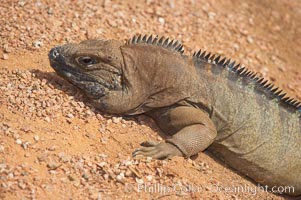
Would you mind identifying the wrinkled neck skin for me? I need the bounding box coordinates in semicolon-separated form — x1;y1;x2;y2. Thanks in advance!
92;44;203;115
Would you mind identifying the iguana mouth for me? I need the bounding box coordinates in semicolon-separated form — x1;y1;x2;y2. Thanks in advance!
49;47;121;99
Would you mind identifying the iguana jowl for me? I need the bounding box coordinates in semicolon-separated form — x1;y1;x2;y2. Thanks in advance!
49;35;301;196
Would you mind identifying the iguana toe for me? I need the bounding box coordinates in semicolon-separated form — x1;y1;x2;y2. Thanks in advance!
132;141;183;160
140;140;158;147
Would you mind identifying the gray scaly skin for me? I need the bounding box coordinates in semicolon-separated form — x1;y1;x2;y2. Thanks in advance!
49;35;301;196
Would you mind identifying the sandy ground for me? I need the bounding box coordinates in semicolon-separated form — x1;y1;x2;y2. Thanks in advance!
0;0;300;199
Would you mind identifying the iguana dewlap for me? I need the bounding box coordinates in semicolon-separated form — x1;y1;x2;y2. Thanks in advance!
49;35;301;196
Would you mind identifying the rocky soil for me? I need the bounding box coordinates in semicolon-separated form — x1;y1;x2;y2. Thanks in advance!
0;0;300;199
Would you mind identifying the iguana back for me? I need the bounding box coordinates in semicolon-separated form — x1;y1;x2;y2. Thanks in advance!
192;51;301;194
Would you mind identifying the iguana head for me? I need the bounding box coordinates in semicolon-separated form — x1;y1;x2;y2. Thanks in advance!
49;36;201;115
49;39;133;114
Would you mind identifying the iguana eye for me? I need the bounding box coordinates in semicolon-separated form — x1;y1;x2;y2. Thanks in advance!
78;56;98;65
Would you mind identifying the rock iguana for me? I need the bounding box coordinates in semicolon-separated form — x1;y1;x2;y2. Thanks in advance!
48;35;301;196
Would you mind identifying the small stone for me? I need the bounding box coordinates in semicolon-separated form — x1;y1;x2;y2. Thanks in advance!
3;45;12;53
98;161;106;167
21;142;30;149
82;173;89;180
96;114;104;120
125;170;132;177
49;170;57;174
123;160;132;166
158;17;165;24
287;84;295;91
233;43;239;51
98;154;108;159
0;145;4;152
37;153;48;162
58;152;71;163
277;65;285;72
2;54;9;60
48;145;56;151
103;174;109;180
44;116;51;122
146;156;152;163
112;117;122;124
16;139;22;145
146;175;152;181
7;172;14;179
68;175;76;181
135;178;144;184
18;181;26;189
248;18;254;25
18;1;26;7
247;36;253;44
34;135;39;142
116;173;124;181
47;162;60;170
47;8;53;15
207;12;216;20
24;152;31;157
32;40;43;48
66;113;74;118
98;124;106;133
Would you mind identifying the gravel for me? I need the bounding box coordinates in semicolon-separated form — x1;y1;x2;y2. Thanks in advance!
0;0;300;199
0;67;100;121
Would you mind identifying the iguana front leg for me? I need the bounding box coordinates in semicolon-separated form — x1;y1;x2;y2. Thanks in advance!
133;105;217;159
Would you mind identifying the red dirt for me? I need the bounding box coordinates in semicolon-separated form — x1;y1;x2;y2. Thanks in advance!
0;0;300;199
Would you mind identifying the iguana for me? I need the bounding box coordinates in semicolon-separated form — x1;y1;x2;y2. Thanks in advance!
48;35;301;196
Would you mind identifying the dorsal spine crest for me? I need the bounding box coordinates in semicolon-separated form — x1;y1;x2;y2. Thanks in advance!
125;34;184;54
193;49;301;113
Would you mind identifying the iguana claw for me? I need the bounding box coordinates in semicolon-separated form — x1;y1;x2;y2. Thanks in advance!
132;140;183;160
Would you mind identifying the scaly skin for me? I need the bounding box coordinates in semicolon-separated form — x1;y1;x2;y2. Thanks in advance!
49;35;301;196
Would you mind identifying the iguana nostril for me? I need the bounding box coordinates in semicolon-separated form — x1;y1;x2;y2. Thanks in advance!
49;47;60;59
53;48;59;57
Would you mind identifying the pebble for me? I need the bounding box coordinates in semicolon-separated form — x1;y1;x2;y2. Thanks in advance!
2;54;9;60
66;113;74;118
0;163;7;170
37;153;48;162
24;152;31;157
82;173;89;180
32;40;43;48
21;142;30;149
158;17;165;24
16;139;22;145
3;45;12;53
135;178;144;184
47;162;60;170
116;173;124;181
44;116;51;122
112;117;122;124
7;172;14;179
98;161;106;168
247;36;254;44
58;152;71;163
207;12;216;20
34;135;39;142
146;175;153;182
48;145;56;151
103;174;109;180
18;181;26;189
124;170;132;177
